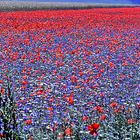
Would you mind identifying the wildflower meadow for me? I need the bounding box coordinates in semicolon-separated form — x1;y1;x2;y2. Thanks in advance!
0;7;140;140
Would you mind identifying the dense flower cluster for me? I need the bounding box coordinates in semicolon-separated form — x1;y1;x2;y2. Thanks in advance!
0;8;140;139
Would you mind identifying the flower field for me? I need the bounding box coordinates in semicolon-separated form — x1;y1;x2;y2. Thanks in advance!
0;8;140;140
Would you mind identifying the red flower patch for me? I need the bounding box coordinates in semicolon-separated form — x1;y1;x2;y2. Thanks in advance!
87;123;100;136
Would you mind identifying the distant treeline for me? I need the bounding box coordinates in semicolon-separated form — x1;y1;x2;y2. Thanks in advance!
0;1;139;11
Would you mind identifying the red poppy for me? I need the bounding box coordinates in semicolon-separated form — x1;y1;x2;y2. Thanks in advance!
87;123;100;136
66;95;74;105
65;128;73;136
0;133;6;138
127;119;137;124
79;71;84;76
48;107;53;111
94;106;104;113
37;90;45;95
71;75;77;83
0;80;3;84
22;75;27;79
110;102;118;108
122;61;128;66
24;120;32;125
100;93;105;97
109;62;116;68
22;80;28;85
100;69;105;73
53;70;57;74
100;115;107;121
82;116;89;121
0;88;5;95
114;109;121;113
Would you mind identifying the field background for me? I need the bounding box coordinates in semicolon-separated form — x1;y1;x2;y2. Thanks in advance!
0;1;140;139
0;1;140;11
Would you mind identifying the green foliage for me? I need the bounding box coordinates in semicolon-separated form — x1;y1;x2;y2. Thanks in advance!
0;81;21;140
